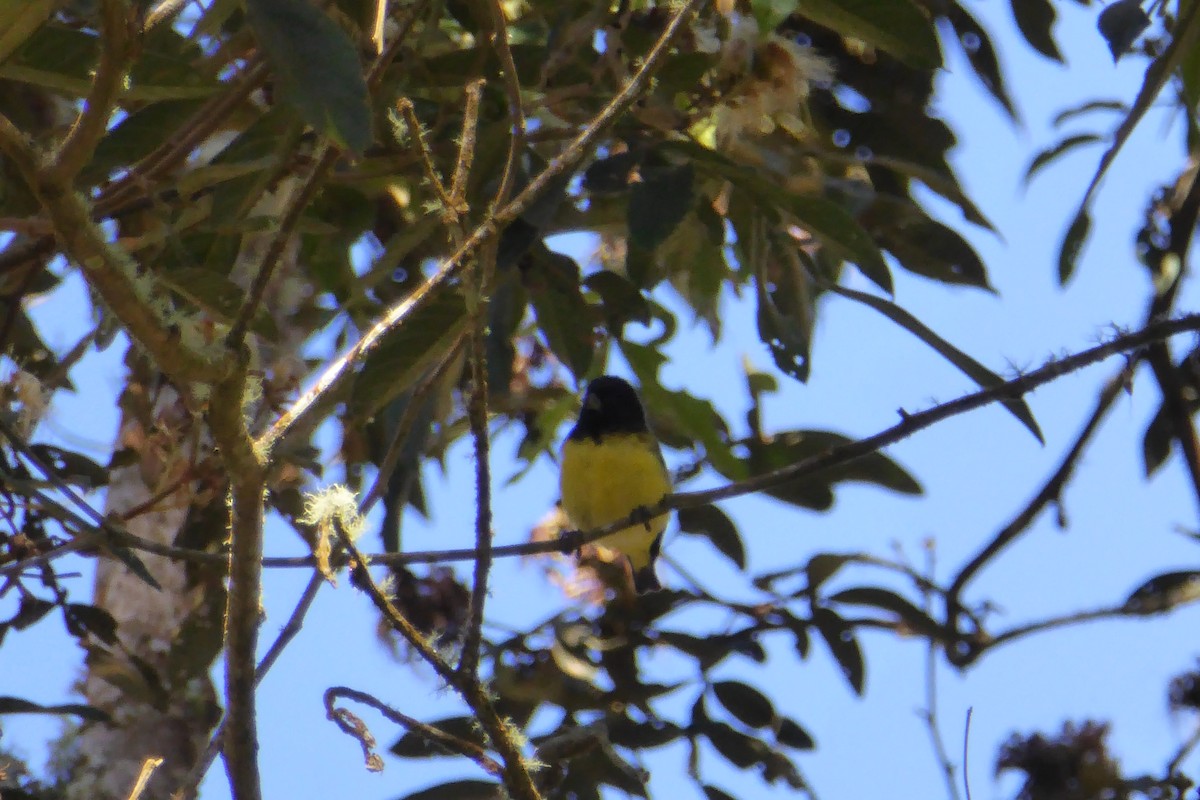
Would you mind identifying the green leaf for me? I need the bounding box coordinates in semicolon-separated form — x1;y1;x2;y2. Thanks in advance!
1024;133;1105;186
703;721;767;769
9;596;55;630
676;504;746;570
712;681;776;729
0;0;57;64
160;268;280;341
827;586;941;637
793;0;942;69
812;608;865;694
628;163;695;251
349;290;469;421
666;141;891;291
527;246;595;379
826;285;1043;442
244;0;372;152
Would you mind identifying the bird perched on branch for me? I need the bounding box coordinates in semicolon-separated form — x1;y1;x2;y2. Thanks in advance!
559;376;671;593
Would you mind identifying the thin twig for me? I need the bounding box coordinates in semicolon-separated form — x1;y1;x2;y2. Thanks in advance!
478;0;526;209
8;313;1200;584
919;545;961;800
208;364;268;800
1166;719;1200;777
946;361;1135;623
458;240;495;681
325;686;503;775
332;521;542;799
962;708;974;800
397;98;459;216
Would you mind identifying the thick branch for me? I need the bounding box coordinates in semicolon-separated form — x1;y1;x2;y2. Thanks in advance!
208;367;268;800
0;116;226;385
52;0;135;182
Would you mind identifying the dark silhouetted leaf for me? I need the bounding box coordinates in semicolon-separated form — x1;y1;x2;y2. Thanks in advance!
606;716;684;749
1143;401;1174;477
585;270;652;332
390;716;487;758
704;721;764;769
1124;571;1200;614
1058;207;1092;285
584;151;641;195
63;603;119;645
0;696;111;722
739;429;920;512
527;246;595;378
827;586;941;637
27;444;108;488
10;596;54;630
677;504;745;570
1052;100;1128;128
796;0;941;69
776;717;816;750
713;681;775;729
244;0;371;152
1098;0;1151;61
812;608;865;694
1010;0;1063;61
628;163;695;251
826;285;1043;442
1025;133;1104;185
805;553;853;595
944;4;1016;118
703;785;738;800
398;780;501;800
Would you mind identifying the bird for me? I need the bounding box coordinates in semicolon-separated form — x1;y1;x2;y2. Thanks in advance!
559;375;672;593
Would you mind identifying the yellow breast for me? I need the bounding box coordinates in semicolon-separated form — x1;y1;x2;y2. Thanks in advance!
559;433;671;568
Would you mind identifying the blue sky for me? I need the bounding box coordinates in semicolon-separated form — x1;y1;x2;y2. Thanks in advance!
5;2;1200;799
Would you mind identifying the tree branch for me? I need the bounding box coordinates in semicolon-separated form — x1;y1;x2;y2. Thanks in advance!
52;0;135;183
0;115;227;386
